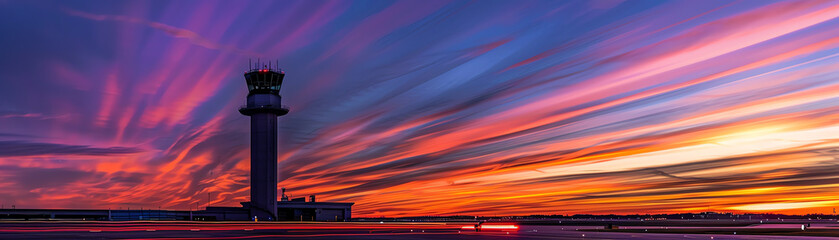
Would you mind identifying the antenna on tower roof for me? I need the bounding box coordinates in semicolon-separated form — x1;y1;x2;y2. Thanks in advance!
249;59;252;70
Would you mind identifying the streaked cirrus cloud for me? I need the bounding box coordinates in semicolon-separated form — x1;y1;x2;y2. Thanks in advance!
1;0;839;217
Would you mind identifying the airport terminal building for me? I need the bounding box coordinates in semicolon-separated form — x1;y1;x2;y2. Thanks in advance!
0;196;353;221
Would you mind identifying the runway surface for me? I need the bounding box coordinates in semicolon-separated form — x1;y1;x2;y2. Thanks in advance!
2;221;839;239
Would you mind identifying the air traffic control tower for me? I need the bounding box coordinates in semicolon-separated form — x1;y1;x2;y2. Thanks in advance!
239;62;288;221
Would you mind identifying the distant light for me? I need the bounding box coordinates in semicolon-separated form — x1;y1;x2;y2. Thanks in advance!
480;225;518;229
478;224;519;231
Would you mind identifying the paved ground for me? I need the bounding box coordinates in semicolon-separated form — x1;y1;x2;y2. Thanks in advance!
2;221;839;239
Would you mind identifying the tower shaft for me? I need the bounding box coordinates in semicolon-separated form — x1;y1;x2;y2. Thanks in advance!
249;111;278;219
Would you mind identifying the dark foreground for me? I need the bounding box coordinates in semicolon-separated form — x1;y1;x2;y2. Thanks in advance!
2;221;839;239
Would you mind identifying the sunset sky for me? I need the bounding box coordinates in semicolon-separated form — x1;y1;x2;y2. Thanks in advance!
3;0;839;217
